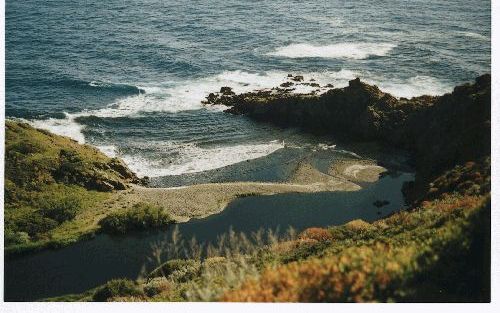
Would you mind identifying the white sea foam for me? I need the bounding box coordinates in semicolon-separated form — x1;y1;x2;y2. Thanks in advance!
266;43;397;59
29;114;86;144
456;31;489;41
121;140;285;177
369;75;453;98
96;145;118;158
24;69;452;179
89;81;112;88
74;69;358;118
317;143;337;151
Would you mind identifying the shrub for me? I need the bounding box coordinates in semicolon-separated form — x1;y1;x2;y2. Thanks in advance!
222;243;415;302
149;259;201;283
11;212;59;237
8;139;47;155
92;279;144;302
37;194;83;223
99;203;173;235
202;256;228;275
144;278;172;297
299;227;333;242
4;229;31;246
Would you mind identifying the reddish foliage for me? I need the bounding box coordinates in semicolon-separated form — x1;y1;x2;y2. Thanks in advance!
299;227;333;242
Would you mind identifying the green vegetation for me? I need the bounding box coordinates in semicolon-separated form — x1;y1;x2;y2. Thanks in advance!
4;121;141;254
92;279;145;302
99;203;174;235
60;155;490;302
70;192;488;302
148;259;202;283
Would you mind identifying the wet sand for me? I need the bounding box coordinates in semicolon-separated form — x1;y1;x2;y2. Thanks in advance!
328;159;387;183
117;160;362;222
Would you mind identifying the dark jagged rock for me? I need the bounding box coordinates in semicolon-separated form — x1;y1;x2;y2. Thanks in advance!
280;82;294;88
291;75;304;82
205;74;491;201
108;158;136;180
302;82;320;87
220;86;235;95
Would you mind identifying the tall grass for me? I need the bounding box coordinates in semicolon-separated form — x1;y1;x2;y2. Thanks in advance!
138;225;298;301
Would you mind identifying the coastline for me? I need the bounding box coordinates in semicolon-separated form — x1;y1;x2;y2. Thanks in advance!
3;74;491;302
5;120;389;256
5;74;489;256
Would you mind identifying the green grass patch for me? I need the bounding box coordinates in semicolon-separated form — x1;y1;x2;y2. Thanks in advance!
98;203;174;235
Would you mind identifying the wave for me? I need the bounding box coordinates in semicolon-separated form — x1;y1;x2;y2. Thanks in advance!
65;69;359;119
121;140;285;177
37;78;146;95
87;80;145;94
22;116;285;177
266;43;396;59
95;145;118;158
24;70;452;146
369;75;453;98
28;114;86;144
455;31;489;41
21;70;358;145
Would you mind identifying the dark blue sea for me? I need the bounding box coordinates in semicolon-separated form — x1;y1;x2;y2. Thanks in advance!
6;0;490;182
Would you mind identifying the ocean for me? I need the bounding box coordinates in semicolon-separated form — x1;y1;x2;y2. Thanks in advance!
6;0;491;183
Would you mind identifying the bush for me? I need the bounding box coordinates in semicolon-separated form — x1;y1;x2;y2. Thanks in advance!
222;243;415;302
11;212;59;237
4;229;31;246
99;203;173;235
299;227;333;242
37;194;83;223
9;139;47;155
92;279;144;302
149;259;201;282
144;278;172;297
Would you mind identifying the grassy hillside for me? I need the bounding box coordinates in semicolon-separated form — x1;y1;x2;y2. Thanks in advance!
50;156;490;302
4;121;166;255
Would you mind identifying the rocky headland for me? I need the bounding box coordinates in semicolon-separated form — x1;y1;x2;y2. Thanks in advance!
204;74;491;203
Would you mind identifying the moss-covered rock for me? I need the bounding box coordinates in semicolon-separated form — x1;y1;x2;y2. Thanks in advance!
5;121;141;192
4;121;143;253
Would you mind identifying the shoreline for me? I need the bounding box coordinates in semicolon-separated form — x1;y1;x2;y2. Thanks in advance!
7;74;489;257
5;124;391;257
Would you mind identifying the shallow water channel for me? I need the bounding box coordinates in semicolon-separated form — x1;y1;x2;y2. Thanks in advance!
5;171;413;301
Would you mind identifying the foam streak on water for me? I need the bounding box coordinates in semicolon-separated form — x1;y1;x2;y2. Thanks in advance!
121;140;285;177
266;43;397;59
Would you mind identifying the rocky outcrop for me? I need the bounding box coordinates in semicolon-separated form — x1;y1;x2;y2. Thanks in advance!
5;121;146;193
205;74;491;201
